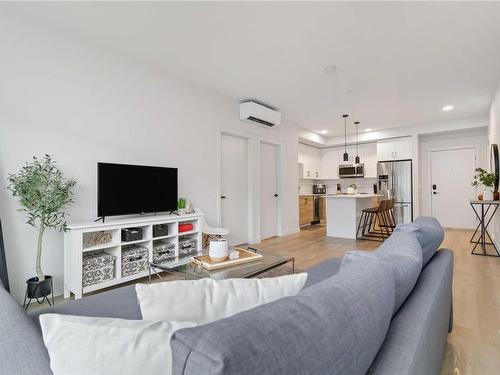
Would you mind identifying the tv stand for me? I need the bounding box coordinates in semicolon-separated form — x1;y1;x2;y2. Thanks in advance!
63;212;203;299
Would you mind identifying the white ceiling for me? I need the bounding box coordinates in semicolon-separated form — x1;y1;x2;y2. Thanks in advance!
4;2;500;135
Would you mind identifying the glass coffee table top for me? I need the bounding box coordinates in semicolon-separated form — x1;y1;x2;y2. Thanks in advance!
149;250;295;281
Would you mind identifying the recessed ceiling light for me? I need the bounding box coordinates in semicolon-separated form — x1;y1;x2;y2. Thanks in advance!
442;105;454;111
324;65;337;74
319;130;328;135
365;128;373;132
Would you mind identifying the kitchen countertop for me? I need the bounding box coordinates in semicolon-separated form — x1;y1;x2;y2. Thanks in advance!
327;194;382;198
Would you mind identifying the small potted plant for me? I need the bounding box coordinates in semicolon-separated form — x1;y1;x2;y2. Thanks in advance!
471;167;496;201
178;197;187;215
347;183;358;195
7;155;76;302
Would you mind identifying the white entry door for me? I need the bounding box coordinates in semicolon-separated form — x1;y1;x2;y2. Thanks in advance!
260;142;279;240
220;133;248;245
430;147;477;229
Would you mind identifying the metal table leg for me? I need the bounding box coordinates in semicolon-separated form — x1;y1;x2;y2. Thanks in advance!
470;202;500;257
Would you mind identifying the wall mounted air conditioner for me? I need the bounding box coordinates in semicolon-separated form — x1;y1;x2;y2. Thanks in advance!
239;101;281;128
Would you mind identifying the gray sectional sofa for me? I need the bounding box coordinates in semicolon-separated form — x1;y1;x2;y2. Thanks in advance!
1;216;452;375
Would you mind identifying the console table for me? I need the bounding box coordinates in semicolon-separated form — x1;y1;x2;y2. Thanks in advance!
469;200;500;257
64;213;203;299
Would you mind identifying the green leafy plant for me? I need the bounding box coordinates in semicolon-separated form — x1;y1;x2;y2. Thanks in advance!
178;197;186;210
349;183;358;189
7;155;76;281
471;168;496;189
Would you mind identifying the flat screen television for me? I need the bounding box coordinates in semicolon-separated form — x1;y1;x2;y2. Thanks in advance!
97;162;178;217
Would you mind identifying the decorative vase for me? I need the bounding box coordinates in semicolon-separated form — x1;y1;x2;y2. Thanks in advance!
177;208;186;215
209;239;229;262
185;200;194;214
483;189;494;201
347;187;356;195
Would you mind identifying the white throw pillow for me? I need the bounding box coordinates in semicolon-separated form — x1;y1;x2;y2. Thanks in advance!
136;273;308;323
39;314;196;375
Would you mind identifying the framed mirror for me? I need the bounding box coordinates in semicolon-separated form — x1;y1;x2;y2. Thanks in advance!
490;144;499;191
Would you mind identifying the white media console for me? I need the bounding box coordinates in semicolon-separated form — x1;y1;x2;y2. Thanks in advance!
64;213;203;299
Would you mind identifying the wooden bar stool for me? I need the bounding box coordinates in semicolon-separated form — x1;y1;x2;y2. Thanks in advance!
356;199;390;241
379;198;396;235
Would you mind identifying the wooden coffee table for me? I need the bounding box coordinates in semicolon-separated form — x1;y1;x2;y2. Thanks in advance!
148;248;295;282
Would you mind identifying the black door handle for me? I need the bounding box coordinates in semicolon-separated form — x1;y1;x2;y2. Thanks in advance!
433;192;439;195
221;195;227;199
274;194;279;197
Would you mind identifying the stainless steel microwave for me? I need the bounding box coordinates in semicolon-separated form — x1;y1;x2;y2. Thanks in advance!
338;164;364;178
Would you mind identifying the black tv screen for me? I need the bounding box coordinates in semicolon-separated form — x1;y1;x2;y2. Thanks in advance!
97;163;178;217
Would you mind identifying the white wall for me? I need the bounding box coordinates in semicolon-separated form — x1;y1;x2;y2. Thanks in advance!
0;14;300;302
419;129;489;217
488;81;500;244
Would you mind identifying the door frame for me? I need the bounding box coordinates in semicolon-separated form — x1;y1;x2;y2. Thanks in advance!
256;139;284;241
217;129;254;244
427;145;479;218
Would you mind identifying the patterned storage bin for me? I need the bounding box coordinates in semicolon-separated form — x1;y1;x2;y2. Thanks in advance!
122;245;149;277
153;240;176;263
82;251;116;287
178;238;198;259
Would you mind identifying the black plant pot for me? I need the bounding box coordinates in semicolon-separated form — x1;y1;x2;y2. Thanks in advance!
26;275;53;299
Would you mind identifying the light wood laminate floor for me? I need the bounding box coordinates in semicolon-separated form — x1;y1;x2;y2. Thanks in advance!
254;225;500;375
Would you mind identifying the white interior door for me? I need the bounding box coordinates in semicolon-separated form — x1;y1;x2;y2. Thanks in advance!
221;133;248;245
260;142;279;240
430;147;477;229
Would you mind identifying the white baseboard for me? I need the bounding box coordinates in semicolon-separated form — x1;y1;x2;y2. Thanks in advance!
281;227;300;236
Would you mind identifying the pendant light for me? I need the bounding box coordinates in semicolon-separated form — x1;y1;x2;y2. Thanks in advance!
343;114;349;162
354;121;360;165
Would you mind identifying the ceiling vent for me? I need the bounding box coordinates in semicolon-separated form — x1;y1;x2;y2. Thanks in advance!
239;101;281;128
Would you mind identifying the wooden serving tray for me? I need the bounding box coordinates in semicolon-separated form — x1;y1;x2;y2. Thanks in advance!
192;248;263;270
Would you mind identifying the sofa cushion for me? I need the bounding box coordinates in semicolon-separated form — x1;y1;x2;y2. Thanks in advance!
303;257;342;288
368;249;453;375
395;216;444;266
0;282;51;375
30;284;141;330
171;256;395;375
343;232;423;314
136;273;308;323
40;314;196;375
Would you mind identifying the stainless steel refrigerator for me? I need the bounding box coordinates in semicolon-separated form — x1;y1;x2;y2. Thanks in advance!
377;160;413;224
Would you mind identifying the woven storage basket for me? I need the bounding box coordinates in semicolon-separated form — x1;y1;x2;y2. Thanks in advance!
153;240;176;263
82;251;116;287
121;245;149;277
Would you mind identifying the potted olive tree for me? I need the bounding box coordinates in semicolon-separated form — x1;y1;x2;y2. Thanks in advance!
471;167;496;201
7;155;76;302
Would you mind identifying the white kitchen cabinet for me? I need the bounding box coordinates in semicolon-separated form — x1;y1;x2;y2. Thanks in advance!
298;143;321;179
320;143;377;179
377;137;412;161
320;147;343;179
300;141;379;180
357;143;377;178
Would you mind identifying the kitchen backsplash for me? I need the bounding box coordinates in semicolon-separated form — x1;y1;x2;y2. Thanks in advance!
299;178;378;195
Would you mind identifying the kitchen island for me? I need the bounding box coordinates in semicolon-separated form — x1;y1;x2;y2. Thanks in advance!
326;194;382;239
